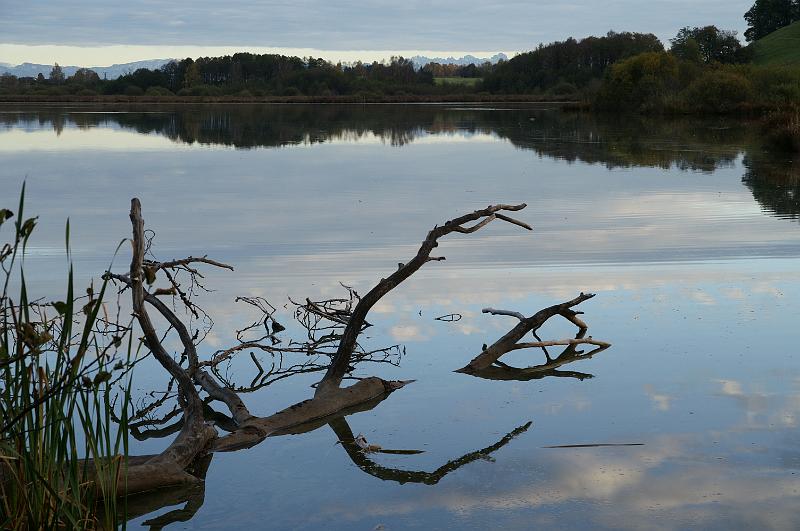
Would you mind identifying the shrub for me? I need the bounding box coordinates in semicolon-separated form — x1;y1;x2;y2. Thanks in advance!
44;86;69;96
123;85;144;96
145;86;174;96
550;81;578;96
177;84;223;97
595;52;680;110
770;82;800;103
680;70;755;112
763;109;800;152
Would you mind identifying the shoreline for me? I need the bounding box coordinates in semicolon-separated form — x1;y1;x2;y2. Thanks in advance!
0;93;579;106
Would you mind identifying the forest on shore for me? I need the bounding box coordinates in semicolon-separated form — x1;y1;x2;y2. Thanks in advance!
1;0;798;149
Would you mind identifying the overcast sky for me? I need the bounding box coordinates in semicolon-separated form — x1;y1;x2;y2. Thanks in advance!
0;0;753;65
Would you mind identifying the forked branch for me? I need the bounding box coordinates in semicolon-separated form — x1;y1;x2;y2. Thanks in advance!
457;292;609;373
317;204;532;396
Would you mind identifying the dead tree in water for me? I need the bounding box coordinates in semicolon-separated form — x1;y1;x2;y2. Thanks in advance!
459;326;610;382
457;295;610;374
102;198;607;495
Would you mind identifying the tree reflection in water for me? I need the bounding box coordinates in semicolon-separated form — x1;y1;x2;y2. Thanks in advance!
121;285;606;528
5;104;798;222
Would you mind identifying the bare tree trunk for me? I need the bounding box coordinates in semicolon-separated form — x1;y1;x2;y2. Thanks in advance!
116;199;217;494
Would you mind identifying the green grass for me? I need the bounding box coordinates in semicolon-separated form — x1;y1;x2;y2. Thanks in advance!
434;77;480;87
753;21;800;66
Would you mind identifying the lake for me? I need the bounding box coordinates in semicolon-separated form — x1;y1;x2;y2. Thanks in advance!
2;103;800;529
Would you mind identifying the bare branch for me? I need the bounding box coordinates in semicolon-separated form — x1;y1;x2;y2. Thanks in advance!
458;292;607;373
317;203;532;396
482;308;526;321
511;338;611;350
147;256;234;272
118;198;217;493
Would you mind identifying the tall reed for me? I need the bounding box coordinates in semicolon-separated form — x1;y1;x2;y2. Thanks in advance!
0;184;132;529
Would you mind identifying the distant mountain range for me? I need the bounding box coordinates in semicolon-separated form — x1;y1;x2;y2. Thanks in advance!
409;53;508;68
0;54;508;80
0;59;172;79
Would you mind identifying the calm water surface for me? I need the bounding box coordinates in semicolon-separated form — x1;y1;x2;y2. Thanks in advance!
2;104;800;529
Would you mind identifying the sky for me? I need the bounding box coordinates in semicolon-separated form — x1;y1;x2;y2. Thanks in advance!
0;0;754;66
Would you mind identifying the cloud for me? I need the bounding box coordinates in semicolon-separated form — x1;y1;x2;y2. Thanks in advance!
312;433;800;529
644;384;672;411
390;324;426;341
0;0;754;62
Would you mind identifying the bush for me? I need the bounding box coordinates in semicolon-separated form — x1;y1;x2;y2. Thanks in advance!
76;88;98;96
145;86;174;96
550;81;578;96
680;70;755;112
44;86;69;96
770;82;800;103
595;52;680;110
177;84;223;97
763;109;800;152
744;65;800;105
123;84;144;96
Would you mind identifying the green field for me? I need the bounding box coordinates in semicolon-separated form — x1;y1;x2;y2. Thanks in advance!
753;21;800;66
434;77;480;87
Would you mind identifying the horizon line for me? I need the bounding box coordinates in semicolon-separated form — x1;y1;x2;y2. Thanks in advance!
0;44;519;68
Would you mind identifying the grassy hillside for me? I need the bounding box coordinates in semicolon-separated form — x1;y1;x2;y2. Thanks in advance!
752;21;800;66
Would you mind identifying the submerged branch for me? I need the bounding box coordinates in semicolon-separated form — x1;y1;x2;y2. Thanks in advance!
457;292;607;373
317;204;532;396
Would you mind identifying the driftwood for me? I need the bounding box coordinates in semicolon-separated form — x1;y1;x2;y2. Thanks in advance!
81;195;613;520
457;294;610;374
461;328;610;382
316;203;532;396
100;200;537;495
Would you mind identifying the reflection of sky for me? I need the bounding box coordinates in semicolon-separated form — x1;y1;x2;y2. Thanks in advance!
0;126;501;152
2;106;800;529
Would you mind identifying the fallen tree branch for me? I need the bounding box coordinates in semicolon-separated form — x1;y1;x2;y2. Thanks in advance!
457;293;609;373
510;338;610;350
461;331;609;382
317;204;532;396
95;200;540;497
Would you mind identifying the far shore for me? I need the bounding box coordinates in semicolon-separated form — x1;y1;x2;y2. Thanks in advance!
0;93;580;105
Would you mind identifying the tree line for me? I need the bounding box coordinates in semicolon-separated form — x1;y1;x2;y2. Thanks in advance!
0;0;798;103
0;54;500;98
